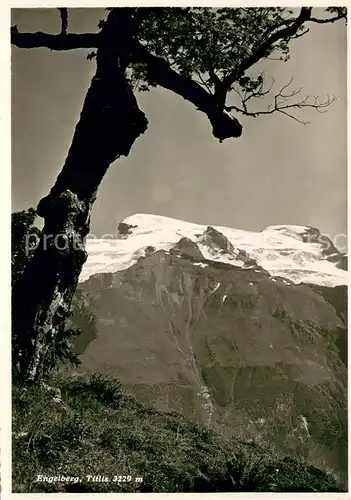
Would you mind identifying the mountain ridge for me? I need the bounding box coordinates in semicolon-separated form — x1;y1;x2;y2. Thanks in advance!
82;214;347;287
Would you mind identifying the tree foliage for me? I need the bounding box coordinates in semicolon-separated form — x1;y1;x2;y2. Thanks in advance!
132;7;345;85
131;8;299;87
128;7;345;121
12;7;347;135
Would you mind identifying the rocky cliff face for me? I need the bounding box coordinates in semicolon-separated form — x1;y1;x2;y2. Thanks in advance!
70;215;347;483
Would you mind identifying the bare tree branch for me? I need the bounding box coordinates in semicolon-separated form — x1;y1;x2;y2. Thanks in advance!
11;8;158;52
231;76;274;114
209;66;222;94
11;30;99;50
196;72;213;94
58;8;68;35
309;7;347;24
291;26;310;39
251;6;346;37
225;77;336;125
309;15;346;24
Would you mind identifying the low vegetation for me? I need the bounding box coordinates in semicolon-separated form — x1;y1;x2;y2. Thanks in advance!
13;371;343;493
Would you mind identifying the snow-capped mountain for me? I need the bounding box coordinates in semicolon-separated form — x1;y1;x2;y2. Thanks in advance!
71;214;347;480
72;213;347;480
81;213;347;287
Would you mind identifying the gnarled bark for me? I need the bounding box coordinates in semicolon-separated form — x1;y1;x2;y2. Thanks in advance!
12;10;148;382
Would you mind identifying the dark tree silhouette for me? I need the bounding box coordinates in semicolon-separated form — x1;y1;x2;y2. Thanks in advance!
11;209;81;378
11;208;40;288
11;7;346;382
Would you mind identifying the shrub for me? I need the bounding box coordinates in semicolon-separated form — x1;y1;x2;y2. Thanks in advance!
63;373;124;409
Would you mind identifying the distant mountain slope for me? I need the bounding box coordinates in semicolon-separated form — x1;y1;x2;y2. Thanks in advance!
72;234;347;483
82;214;347;287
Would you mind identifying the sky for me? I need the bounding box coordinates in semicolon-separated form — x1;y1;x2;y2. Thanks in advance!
11;8;347;249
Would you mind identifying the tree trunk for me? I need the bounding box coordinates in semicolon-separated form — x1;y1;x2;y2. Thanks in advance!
12;10;148;383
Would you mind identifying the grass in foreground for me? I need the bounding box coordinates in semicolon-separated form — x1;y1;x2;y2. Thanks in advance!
12;371;343;493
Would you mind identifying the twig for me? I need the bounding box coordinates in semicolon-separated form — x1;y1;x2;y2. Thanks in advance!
225;77;336;124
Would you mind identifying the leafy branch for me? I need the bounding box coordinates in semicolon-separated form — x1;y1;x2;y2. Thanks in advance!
10;6;346;141
215;6;345;103
217;7;313;102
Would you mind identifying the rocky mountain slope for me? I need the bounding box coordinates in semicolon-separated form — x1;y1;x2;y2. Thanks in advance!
70;214;347;484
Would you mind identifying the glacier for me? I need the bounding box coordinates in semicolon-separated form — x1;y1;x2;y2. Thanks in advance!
81;213;347;287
